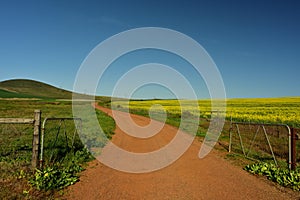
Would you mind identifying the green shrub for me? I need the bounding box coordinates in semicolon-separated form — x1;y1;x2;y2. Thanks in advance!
29;149;92;191
244;162;300;191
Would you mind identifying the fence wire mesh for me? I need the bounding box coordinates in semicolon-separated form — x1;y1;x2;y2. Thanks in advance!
0;123;33;165
229;123;290;167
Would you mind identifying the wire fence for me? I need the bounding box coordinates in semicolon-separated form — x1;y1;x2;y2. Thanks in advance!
0;123;34;165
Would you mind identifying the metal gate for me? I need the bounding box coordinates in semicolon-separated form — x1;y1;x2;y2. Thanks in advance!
229;122;293;168
39;117;82;168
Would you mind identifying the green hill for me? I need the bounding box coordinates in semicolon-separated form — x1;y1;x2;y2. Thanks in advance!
0;79;114;102
0;79;72;99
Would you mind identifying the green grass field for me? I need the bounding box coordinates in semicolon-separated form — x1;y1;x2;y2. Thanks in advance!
0;99;115;199
0;88;39;98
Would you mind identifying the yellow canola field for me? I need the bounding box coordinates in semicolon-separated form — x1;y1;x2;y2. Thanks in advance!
112;97;300;127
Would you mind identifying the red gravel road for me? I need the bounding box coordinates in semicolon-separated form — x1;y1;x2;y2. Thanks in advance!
65;104;298;200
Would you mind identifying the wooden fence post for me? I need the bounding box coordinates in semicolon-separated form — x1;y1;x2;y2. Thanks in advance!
31;110;41;168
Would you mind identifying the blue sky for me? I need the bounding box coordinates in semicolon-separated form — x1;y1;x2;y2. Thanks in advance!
0;0;299;98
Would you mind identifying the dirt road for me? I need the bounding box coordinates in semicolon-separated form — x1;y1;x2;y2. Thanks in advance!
66;104;296;199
